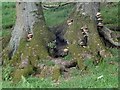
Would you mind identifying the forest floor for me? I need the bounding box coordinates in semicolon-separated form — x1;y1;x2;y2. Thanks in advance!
1;2;120;88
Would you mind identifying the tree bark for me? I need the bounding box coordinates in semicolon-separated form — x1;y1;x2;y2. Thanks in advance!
63;2;112;70
47;2;112;71
2;2;55;82
9;2;37;56
99;26;120;47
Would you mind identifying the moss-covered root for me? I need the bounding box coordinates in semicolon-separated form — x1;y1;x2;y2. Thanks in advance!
39;66;50;78
52;66;61;82
39;65;61;82
12;65;33;83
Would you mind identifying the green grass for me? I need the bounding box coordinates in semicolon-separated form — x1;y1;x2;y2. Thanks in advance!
101;3;119;26
1;2;15;37
43;3;75;27
2;51;118;88
63;54;73;61
2;2;16;27
2;48;119;88
1;2;16;49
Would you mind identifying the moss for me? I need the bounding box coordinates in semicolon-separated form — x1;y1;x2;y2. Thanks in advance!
2;48;11;65
44;60;55;66
64;11;112;70
39;66;49;78
12;65;33;83
64;15;86;70
63;54;73;61
52;65;61;81
5;19;55;82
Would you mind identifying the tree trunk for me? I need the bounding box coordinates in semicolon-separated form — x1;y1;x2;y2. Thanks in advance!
63;2;112;70
2;2;55;82
46;2;112;72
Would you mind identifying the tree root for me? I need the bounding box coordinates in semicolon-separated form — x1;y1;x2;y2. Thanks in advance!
42;3;75;10
99;26;120;47
50;58;77;69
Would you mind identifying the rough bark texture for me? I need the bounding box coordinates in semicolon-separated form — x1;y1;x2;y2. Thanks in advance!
9;2;38;56
76;2;100;20
99;26;120;47
2;2;55;82
45;2;113;72
63;2;112;69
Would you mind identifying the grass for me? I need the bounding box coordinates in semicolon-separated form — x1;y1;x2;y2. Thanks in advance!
1;2;119;88
2;2;16;29
1;2;15;37
43;3;75;27
101;3;119;26
63;54;73;61
1;2;15;49
2;48;119;88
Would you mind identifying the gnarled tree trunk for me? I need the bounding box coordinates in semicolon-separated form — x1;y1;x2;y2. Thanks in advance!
2;2;55;82
63;2;112;70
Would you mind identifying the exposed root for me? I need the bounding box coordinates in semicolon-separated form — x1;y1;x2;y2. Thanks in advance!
96;12;120;47
50;58;77;69
100;27;120;47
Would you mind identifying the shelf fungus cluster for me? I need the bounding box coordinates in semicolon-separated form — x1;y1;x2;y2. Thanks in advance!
67;19;73;26
79;25;89;48
27;32;33;42
96;12;104;30
96;12;120;47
